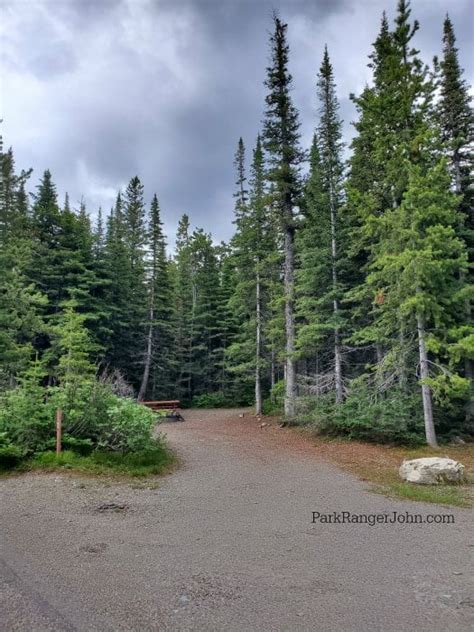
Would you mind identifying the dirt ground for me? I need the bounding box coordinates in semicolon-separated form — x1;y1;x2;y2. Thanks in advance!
1;409;473;631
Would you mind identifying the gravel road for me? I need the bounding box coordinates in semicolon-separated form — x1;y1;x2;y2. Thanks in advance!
1;409;472;631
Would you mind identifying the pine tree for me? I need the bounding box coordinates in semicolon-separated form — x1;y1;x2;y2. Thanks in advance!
438;15;473;390
52;299;97;385
439;16;473;237
115;176;148;389
215;241;240;401
296;135;332;383
345;1;454;445
228;135;273;411
233;137;248;222
0;140;45;386
103;193;134;377
173;214;194;401
138;194;174;400
188;229;222;397
316;48;345;402
263;14;304;419
368;160;468;447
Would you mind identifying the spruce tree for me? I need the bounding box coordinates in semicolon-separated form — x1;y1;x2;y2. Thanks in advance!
228;135;273;412
103;193;134;377
0;140;45;386
119;176;148;389
438;15;473;388
317;48;345;402
368;160;468;447
138;194;174;400
233;137;248;222
263;14;304;419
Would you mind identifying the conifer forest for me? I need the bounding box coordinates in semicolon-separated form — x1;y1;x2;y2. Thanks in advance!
1;0;472;452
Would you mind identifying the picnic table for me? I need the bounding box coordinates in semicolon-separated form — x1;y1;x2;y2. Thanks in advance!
141;400;184;421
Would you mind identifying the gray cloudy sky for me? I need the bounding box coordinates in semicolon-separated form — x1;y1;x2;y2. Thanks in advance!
1;0;473;244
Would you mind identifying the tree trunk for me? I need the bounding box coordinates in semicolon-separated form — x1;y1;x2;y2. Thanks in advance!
138;304;154;401
417;313;438;448
284;225;296;418
255;266;262;416
329;187;343;404
270;349;276;404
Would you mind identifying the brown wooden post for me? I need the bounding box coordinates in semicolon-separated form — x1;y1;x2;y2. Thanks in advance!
56;408;63;455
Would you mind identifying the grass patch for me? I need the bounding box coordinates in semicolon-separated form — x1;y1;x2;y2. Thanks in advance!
373;481;472;508
21;445;176;478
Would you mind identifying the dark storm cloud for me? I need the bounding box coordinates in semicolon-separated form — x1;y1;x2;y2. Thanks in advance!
1;0;473;244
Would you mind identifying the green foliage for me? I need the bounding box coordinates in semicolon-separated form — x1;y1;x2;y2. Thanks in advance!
26;441;174;477
0;7;472;450
192;392;235;408
0;362;55;453
0;433;25;469
96;397;158;452
297;387;425;445
262;380;284;415
44;435;93;455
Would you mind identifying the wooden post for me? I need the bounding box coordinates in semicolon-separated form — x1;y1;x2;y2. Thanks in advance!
56;408;63;456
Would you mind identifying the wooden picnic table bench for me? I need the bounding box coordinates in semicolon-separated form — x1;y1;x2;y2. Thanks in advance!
141;400;184;421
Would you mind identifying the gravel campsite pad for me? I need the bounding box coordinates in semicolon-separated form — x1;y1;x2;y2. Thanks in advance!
1;409;472;631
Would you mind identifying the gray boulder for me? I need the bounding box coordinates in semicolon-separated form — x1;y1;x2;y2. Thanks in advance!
399;457;465;485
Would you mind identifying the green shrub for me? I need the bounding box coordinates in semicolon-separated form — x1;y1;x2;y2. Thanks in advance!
0;378;161;460
0;433;25;469
0;375;55;454
97;397;158;452
296;385;425;445
48;380;117;445
43;435;93;455
192;392;233;408
29;440;173;477
262;380;284;415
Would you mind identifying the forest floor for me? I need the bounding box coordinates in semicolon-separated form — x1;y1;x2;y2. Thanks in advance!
1;408;473;631
288;424;474;508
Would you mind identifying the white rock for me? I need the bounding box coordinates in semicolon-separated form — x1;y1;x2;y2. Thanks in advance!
399;457;465;485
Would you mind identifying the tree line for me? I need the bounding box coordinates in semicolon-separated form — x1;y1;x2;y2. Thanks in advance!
1;1;472;446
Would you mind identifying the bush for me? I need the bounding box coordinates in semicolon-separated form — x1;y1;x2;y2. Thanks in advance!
0;377;163;466
192;392;234;408
0;377;55;454
29;440;174;477
97;397;158;453
0;433;25;469
262;380;284;415
43;435;94;456
295;385;425;445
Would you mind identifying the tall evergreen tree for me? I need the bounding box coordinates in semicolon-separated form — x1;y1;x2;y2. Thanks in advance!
438;15;473;389
316;48;345;402
367;161;468;447
263;14;304;418
233;137;248;222
120;176;148;388
173;214;194;400
0;139;45;386
138;194;174;400
228;135;274;412
103;193;134;377
439;15;473;232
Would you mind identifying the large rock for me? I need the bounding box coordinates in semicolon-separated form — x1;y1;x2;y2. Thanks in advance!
399;457;465;485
